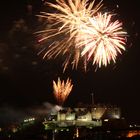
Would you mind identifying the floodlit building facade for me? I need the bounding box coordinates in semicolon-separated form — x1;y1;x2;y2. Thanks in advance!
43;105;121;128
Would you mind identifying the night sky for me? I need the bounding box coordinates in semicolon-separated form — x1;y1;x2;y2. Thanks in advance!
0;0;140;124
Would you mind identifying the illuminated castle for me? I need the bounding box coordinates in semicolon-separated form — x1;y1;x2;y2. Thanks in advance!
43;104;121;128
57;105;121;121
43;94;121;128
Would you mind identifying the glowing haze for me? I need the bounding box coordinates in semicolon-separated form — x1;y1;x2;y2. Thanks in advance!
53;77;73;105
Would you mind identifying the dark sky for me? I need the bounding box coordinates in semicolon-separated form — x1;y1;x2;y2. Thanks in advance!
0;0;140;124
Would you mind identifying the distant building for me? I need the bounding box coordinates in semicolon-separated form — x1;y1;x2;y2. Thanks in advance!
43;104;121;128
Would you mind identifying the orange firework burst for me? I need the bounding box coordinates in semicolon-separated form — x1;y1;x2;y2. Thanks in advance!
76;12;127;67
36;0;103;71
53;77;73;105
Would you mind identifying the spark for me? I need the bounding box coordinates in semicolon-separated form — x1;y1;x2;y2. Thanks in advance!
36;0;103;71
76;12;127;67
53;77;73;105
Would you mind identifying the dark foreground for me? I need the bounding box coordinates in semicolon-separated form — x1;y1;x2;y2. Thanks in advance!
1;122;140;140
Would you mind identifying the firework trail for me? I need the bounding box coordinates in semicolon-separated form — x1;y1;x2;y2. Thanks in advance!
76;12;127;67
53;77;73;106
36;0;103;71
36;0;127;70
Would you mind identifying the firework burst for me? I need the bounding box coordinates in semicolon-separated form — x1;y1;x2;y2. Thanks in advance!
36;0;103;71
76;12;127;67
53;77;73;105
